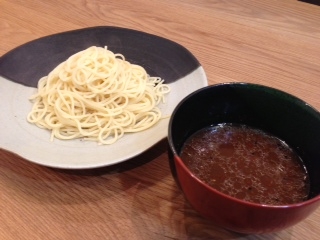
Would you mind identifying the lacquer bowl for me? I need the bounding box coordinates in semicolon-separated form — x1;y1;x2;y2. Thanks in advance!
168;82;320;233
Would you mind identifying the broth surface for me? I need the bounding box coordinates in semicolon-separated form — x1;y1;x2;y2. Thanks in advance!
180;124;310;205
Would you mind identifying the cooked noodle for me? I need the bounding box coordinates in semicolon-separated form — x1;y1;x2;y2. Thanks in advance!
27;46;170;144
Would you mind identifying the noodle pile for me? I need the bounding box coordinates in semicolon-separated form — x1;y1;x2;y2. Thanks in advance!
27;46;170;144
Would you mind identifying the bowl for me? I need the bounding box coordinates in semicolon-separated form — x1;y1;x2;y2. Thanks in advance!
168;82;320;234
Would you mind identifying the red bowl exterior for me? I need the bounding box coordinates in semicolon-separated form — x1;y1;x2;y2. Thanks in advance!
174;154;320;233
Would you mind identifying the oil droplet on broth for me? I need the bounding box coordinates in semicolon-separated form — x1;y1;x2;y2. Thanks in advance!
180;124;310;205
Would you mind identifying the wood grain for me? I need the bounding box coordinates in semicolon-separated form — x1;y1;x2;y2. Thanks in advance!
1;0;320;239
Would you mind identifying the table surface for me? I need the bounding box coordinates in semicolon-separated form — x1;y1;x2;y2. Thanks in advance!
1;0;320;239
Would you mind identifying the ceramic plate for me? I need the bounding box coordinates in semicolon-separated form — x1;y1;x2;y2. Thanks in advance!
0;26;207;169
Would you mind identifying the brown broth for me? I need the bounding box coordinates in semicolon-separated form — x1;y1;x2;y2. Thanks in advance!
180;124;310;205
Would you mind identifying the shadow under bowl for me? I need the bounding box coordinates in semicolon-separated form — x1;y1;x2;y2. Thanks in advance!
168;82;320;234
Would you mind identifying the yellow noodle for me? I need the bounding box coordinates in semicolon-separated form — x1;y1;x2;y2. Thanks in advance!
27;46;170;144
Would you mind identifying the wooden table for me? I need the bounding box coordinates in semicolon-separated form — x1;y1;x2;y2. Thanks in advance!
1;0;320;239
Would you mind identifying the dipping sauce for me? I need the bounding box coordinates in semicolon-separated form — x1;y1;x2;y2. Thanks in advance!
180;124;310;205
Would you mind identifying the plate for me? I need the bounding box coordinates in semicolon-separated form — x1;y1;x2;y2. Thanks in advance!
0;26;207;169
